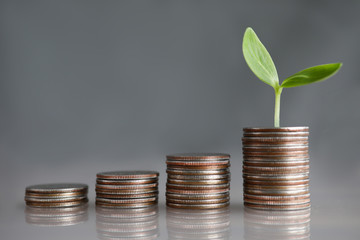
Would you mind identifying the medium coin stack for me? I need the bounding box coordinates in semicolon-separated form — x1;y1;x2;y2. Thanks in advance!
244;207;311;239
96;171;159;208
96;206;159;240
242;127;310;210
25;183;88;208
167;207;231;240
166;153;231;209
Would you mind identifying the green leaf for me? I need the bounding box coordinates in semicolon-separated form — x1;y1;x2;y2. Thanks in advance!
281;63;342;88
242;27;279;88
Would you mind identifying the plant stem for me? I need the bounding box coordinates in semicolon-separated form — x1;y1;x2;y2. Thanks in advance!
274;87;283;128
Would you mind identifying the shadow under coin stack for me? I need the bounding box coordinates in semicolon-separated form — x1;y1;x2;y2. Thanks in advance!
242;127;310;210
166;153;231;209
96;206;159;240
25;183;88;208
96;171;159;208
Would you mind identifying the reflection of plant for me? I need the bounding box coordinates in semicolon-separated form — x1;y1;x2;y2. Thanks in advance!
242;27;342;127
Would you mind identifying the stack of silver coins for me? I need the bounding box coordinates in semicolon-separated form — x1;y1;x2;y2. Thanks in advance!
166;153;231;209
167;207;231;240
242;127;310;210
96;206;159;240
244;207;311;239
25;183;88;208
25;204;88;227
95;171;159;208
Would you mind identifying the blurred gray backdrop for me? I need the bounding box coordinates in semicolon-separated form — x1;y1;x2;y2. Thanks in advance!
0;0;359;231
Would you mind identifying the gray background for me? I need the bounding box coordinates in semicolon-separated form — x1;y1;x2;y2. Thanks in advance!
1;0;359;239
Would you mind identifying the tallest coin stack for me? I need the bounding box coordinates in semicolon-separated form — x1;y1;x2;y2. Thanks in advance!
242;127;310;210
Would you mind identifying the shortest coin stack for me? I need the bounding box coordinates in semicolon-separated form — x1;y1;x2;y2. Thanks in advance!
25;183;88;208
96;171;159;208
166;153;231;209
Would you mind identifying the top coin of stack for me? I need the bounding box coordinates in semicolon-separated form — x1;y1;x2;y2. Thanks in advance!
242;127;310;210
96;171;159;208
166;153;231;209
25;183;88;208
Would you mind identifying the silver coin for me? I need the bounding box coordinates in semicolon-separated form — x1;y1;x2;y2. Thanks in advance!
166;183;230;190
166;153;230;161
244;156;310;161
242;136;308;141
243;152;309;157
166;159;230;166
96;197;158;204
167;173;230;180
243;127;309;132
25;195;88;203
244;188;310;196
167;179;230;185
244;183;309;190
243;173;309;181
243;165;309;172
244;179;309;186
96;178;158;185
243;160;309;168
166;188;230;195
26;183;88;193
166;168;230;175
166;192;229;200
25;191;88;199
243;143;309;148
26;199;88;208
96;191;159;199
96;183;158;190
243;145;308;151
97;171;159;180
95;188;158;195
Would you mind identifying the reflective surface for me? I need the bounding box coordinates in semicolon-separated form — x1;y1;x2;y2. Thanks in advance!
1;189;357;240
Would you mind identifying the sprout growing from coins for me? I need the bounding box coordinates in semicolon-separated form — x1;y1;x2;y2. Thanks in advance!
242;27;342;127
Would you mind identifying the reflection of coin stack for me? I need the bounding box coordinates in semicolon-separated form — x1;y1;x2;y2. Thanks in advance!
96;171;159;208
96;206;159;240
244;207;311;240
166;207;231;240
166;153;231;209
242;127;310;210
25;204;88;227
25;183;89;208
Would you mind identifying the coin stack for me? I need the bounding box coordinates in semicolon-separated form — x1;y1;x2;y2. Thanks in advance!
95;171;159;208
96;206;159;240
242;127;310;210
244;207;311;239
25;183;88;208
166;153;231;209
167;207;231;240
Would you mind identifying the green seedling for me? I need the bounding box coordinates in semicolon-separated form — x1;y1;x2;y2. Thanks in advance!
242;27;342;127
